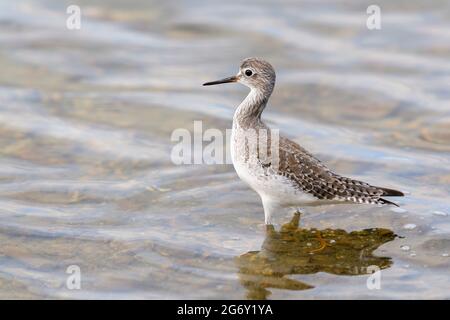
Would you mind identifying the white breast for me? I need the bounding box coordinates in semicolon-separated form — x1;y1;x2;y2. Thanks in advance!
231;123;317;207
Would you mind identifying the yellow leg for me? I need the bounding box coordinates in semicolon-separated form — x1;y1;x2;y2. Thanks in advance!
310;230;327;253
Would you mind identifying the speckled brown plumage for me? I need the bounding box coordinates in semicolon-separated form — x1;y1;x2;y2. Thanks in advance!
276;136;403;206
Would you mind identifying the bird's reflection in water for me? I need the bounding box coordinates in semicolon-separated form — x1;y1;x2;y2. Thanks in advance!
236;213;396;299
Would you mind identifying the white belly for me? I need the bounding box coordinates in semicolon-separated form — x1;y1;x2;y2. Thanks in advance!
233;159;317;205
230;128;317;206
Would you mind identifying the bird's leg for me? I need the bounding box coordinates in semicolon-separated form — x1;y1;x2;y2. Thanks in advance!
280;211;301;232
261;197;280;225
290;211;301;228
265;224;275;235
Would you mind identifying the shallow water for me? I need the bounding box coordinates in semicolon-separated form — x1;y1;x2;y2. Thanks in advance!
0;0;449;299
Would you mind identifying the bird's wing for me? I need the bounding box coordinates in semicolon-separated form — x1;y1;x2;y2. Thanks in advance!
276;136;403;205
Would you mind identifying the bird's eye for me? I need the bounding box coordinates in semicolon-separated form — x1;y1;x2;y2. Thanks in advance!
245;69;253;76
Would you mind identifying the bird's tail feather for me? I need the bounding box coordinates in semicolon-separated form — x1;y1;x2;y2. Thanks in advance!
377;187;404;197
379;198;399;207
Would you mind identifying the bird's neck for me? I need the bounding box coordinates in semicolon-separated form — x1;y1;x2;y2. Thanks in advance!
233;87;272;129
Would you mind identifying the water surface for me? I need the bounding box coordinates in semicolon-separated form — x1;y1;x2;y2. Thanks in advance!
0;0;449;299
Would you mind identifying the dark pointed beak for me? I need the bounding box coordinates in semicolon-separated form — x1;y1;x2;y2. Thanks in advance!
203;75;238;86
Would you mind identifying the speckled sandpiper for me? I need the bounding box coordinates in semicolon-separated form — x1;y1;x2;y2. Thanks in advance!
203;57;404;225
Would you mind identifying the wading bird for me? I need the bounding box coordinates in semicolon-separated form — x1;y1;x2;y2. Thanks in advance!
203;58;404;225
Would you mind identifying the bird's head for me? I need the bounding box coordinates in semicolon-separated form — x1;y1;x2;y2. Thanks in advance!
203;57;276;93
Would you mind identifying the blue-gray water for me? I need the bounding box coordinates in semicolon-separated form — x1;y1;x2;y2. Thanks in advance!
0;0;449;299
